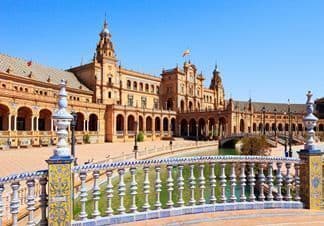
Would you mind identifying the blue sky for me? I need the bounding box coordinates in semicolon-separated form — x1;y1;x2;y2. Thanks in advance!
1;0;323;103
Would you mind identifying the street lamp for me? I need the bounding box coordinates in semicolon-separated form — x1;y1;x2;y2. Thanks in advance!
262;106;266;135
196;123;198;145
169;121;173;150
133;121;138;159
274;108;277;137
288;99;292;157
70;111;78;165
284;111;288;157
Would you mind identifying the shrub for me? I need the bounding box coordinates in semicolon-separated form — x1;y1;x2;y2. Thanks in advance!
137;132;144;142
240;135;271;156
83;134;90;144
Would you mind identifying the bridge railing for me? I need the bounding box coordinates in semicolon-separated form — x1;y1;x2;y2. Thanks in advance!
0;169;48;226
72;155;302;225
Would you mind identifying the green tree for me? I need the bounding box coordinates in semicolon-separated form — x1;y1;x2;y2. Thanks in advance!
240;136;271;156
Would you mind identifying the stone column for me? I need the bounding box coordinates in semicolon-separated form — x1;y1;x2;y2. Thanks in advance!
8;113;11;131
97;119;100;132
299;91;323;210
83;120;86;132
36;116;39;131
178;124;181;137
31;116;34;131
46;80;74;225
14;115;17;131
51;119;54;132
187;123;189;136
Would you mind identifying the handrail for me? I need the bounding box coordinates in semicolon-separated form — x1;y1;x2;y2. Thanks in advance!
73;155;301;173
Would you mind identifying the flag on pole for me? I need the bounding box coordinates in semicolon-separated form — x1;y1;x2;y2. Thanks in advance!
182;49;190;57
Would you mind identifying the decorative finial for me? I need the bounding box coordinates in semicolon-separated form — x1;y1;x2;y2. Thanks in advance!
303;91;319;151
100;13;110;36
51;80;73;159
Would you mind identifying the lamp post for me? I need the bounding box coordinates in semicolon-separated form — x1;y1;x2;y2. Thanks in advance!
288;99;292;157
284;111;288;157
133;121;138;159
169;121;173;151
70;111;78;165
262;106;266;135
274;108;277;137
196;123;198;146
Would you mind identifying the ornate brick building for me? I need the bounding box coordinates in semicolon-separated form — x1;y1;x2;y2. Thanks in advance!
0;19;323;148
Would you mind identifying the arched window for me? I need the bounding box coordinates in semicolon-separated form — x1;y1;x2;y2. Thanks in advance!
133;81;137;90
127;80;131;89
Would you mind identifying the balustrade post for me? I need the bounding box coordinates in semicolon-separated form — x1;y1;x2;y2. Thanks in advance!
258;164;265;201
47;80;74;225
39;177;48;226
130;167;138;213
142;166;150;211
154;166;162;210
177;165;185;207
284;163;292;201
79;171;87;220
117;168;126;214
10;182;20;226
239;163;247;202
189;164;196;205
275;162;283;201
230;163;237;202
294;163;301;201
209;163;217;204
26;179;36;226
106;170;114;216
0;184;3;226
266;162;274;201
92;170;101;218
298;91;323;209
166;165;174;208
220;163;227;203
198;164;206;205
248;163;256;202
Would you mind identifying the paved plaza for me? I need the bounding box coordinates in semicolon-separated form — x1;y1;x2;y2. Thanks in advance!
123;209;324;226
0;139;208;177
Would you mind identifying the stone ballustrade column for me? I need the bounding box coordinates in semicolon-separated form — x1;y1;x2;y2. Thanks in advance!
46;79;74;225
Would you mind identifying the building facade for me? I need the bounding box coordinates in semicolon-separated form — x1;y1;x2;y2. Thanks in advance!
0;19;323;148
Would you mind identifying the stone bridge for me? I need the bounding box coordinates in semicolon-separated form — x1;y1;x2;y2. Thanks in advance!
219;133;304;148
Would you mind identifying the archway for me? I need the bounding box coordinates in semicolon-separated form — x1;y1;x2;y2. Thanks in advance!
171;118;176;134
75;112;84;131
189;118;196;137
139;116;143;132
258;123;263;132
180;119;188;136
155;117;161;132
189;101;193;112
278;123;283;132
167;98;173;110
271;123;276;132
0;104;9;131
219;117;227;137
252;123;257;132
265;123;270;132
239;119;245;133
180;100;185;112
89;114;98;131
319;124;324;132
146;116;152;132
17;107;32;131
127;115;135;132
198;118;205;137
39;109;52;131
116;114;124;132
163;118;169;132
209;118;216;136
